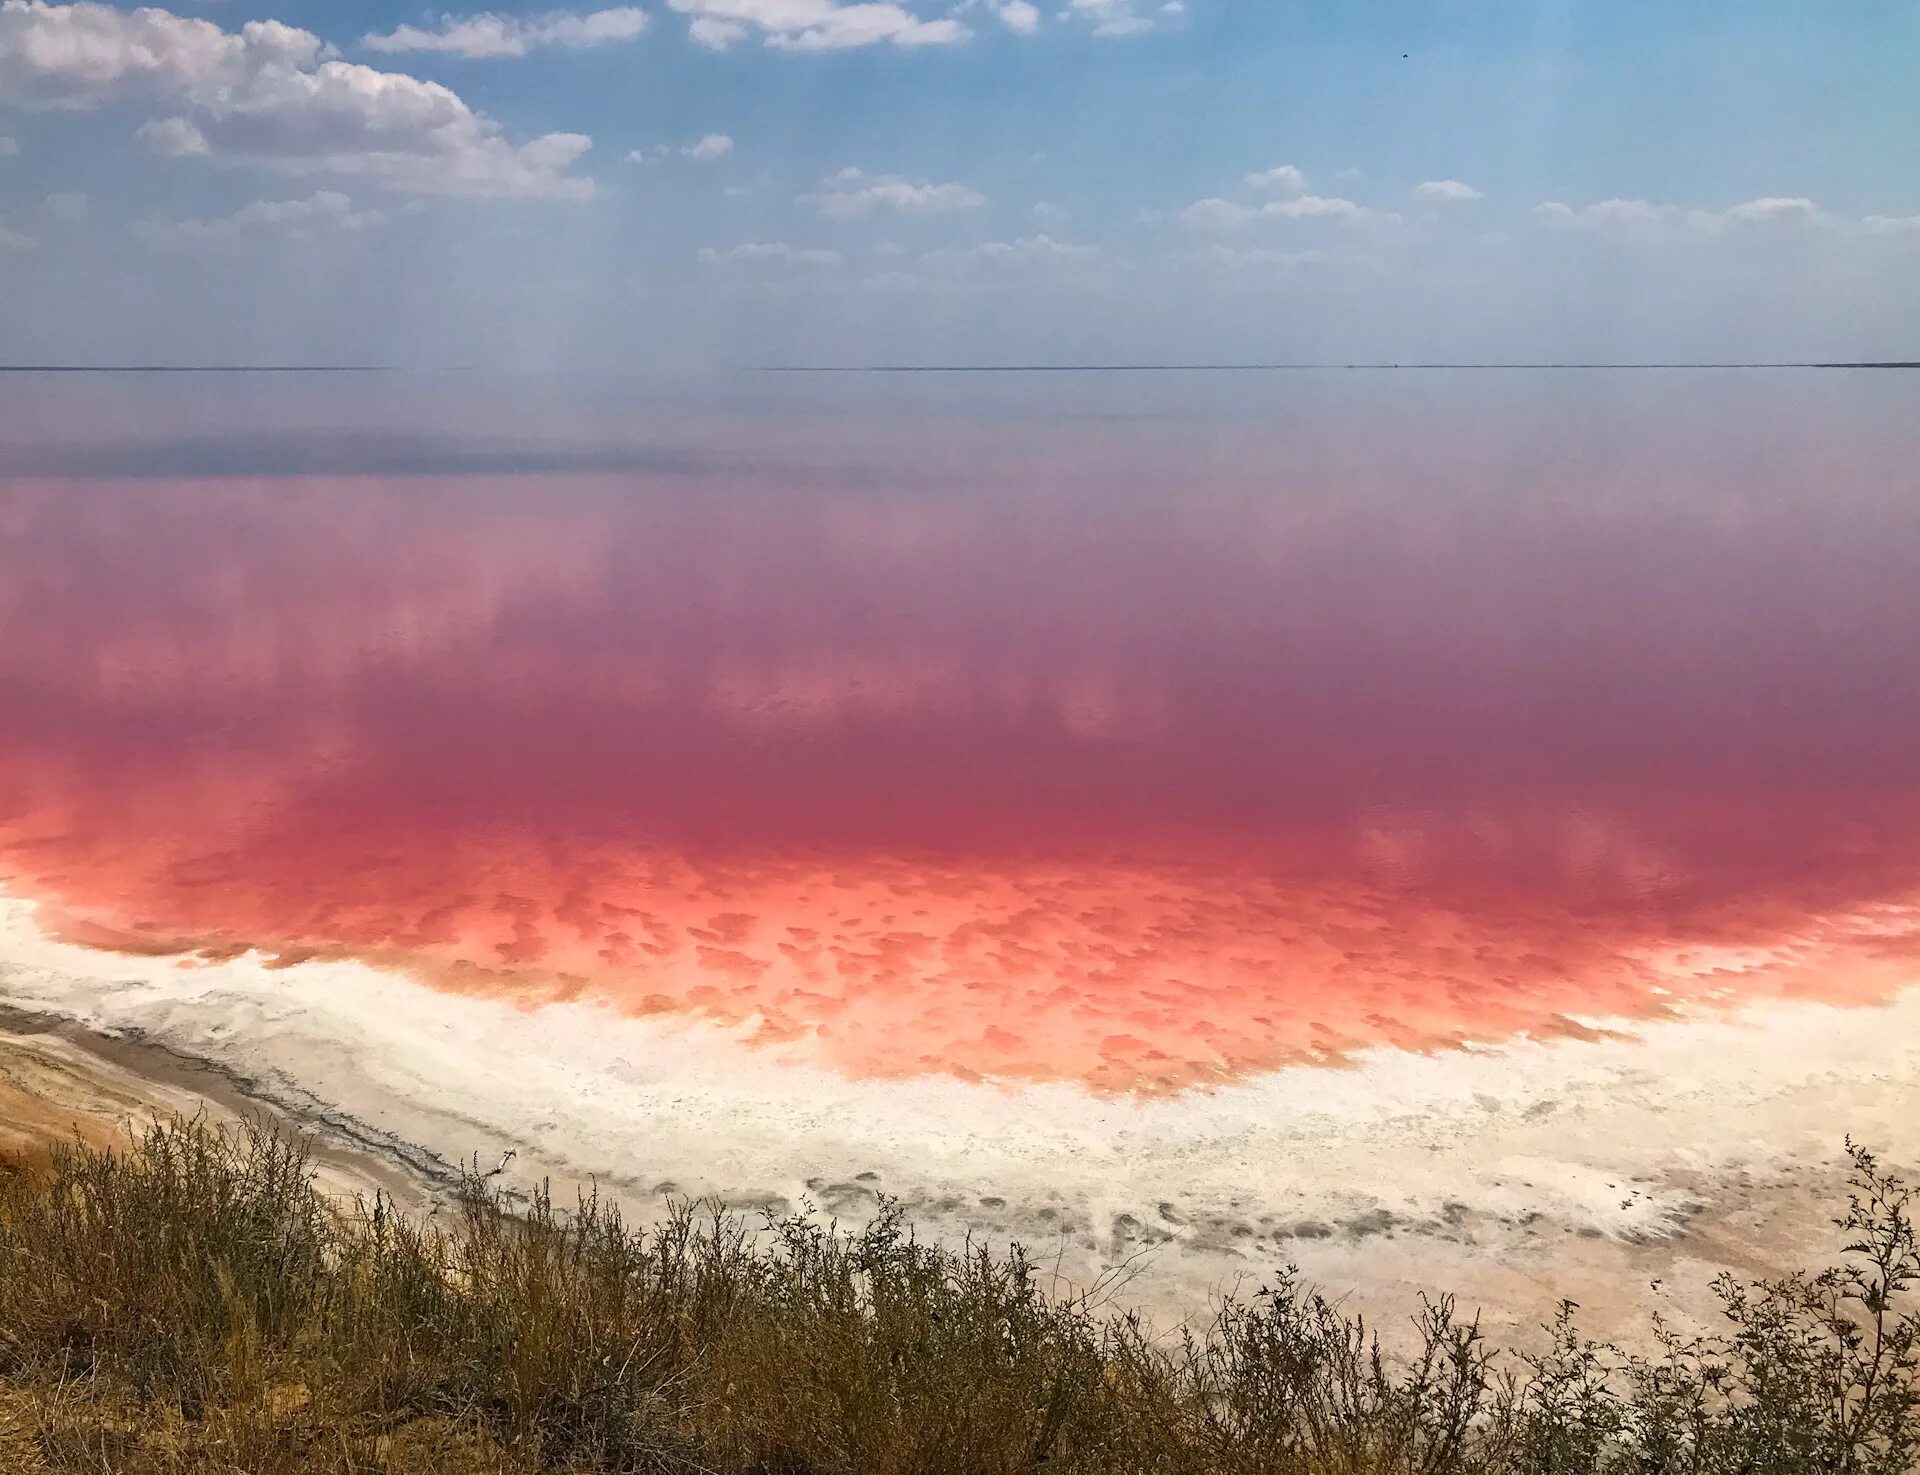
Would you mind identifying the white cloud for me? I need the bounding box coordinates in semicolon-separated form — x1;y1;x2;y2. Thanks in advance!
0;134;17;155
1724;195;1818;224
993;0;1039;32
1244;164;1305;194
630;132;736;163
0;2;594;200
1863;214;1920;236
1535;195;1831;236
1178;197;1249;229
1535;198;1709;234
362;8;649;59
1067;0;1178;37
0;1;324;110
1413;178;1481;203
43;189;87;221
134;189;385;248
1173;242;1334;273
698;240;842;265
1270;195;1372;220
1179;194;1372;229
922;233;1102;269
137;116;209;157
668;0;967;51
801;167;984;218
0;213;31;248
871;234;1115;296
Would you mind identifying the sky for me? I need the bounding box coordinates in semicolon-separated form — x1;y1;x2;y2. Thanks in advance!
0;0;1916;368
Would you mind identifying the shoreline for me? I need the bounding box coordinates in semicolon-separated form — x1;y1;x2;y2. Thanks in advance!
0;1006;439;1212
3;887;1918;1346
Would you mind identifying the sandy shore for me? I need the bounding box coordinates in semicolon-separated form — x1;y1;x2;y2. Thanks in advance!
3;889;1917;1349
0;1009;431;1210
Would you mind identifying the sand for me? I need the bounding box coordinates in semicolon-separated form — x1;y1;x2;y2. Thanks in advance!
4;888;1918;1348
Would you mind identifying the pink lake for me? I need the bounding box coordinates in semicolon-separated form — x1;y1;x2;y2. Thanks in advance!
3;371;1918;1092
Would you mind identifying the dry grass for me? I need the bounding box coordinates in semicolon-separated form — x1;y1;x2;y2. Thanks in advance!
1;1119;1916;1473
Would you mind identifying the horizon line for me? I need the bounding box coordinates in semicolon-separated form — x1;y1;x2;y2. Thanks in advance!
762;360;1920;373
2;361;1915;375
0;365;391;374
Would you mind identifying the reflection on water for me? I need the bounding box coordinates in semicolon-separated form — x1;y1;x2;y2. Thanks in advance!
2;376;1918;1089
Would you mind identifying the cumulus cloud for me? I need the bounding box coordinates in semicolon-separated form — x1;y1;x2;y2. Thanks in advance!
137;116;209;157
0;213;31;248
1244;164;1305;194
698;240;842;265
0;134;17;155
361;8;649;59
1414;178;1481;203
801;167;985;219
0;1;595;200
668;0;966;52
992;0;1039;33
0;1;323;110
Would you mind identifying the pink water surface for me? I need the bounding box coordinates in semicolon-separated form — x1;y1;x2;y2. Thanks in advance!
3;377;1917;1089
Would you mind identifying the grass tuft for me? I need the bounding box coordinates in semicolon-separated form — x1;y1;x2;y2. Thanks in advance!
1;1119;1915;1472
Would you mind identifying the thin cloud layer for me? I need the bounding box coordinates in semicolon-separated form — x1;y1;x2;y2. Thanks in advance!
699;240;842;265
628;132;735;163
362;8;650;59
669;0;967;52
801;167;985;218
0;0;595;199
1534;196;1834;235
1069;0;1183;38
134;189;385;247
1179;194;1373;228
919;232;1104;273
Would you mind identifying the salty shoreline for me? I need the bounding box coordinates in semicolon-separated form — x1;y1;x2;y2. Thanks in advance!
0;1007;436;1211
5;887;1918;1348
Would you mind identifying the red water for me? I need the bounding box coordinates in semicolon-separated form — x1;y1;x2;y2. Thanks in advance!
3;383;1918;1089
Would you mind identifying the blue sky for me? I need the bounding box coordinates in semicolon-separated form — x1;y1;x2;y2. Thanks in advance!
1;0;1916;366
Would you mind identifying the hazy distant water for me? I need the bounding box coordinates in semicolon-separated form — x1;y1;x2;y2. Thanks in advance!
4;371;1918;1091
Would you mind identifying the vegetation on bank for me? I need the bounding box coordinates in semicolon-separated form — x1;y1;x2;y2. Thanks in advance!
0;1121;1915;1474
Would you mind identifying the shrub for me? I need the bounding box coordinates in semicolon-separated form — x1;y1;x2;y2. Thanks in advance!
0;1121;1913;1473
